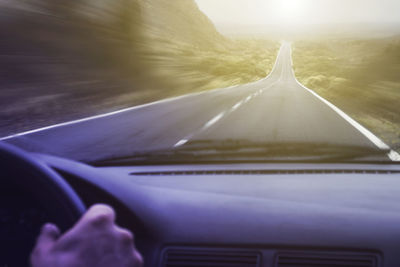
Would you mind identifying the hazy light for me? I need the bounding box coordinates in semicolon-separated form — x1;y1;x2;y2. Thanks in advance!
277;0;307;24
195;0;400;28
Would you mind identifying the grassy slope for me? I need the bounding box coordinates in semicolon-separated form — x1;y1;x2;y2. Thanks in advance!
139;0;278;91
293;38;400;151
0;0;278;136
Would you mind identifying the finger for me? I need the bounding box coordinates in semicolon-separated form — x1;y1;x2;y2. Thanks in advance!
115;226;134;245
35;223;60;249
56;204;116;247
76;204;116;229
134;250;144;266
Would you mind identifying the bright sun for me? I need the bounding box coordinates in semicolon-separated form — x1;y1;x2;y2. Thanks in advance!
276;0;307;24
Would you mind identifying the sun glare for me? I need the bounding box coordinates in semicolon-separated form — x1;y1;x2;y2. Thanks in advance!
276;0;307;25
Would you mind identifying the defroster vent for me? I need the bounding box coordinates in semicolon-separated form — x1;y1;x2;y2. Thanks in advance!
275;252;378;267
162;248;261;267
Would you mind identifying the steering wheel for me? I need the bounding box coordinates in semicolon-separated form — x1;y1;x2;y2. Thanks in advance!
0;142;86;266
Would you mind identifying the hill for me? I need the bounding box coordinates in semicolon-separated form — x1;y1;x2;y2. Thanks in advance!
0;0;278;136
293;37;400;152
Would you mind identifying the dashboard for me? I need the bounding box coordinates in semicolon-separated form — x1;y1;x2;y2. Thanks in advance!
22;153;400;266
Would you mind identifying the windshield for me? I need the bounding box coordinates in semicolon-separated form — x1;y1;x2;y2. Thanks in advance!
1;0;399;164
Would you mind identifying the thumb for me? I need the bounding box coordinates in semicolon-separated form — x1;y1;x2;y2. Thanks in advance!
35;223;61;249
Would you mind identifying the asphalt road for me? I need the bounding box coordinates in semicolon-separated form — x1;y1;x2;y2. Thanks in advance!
4;42;398;162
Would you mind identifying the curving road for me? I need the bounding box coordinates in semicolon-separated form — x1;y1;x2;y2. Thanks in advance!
3;42;399;161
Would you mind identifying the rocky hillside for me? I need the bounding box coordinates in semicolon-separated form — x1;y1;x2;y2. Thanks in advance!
0;0;277;135
141;0;226;46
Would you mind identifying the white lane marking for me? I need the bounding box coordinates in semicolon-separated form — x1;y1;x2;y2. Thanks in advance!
174;139;188;147
202;112;225;130
388;150;400;161
173;112;227;148
231;62;286;113
257;42;285;83
289;45;400;162
0;44;285;142
301;84;391;150
231;101;243;111
0;88;221;141
173;82;271;147
173;43;287;148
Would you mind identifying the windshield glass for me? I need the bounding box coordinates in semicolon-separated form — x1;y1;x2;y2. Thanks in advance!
1;0;399;164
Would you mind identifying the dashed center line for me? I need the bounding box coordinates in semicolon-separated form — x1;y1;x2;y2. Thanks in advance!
173;86;272;148
174;112;226;147
202;112;226;130
174;139;189;147
231;101;243;111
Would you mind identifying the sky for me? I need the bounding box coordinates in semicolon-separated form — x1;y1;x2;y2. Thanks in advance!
194;0;400;29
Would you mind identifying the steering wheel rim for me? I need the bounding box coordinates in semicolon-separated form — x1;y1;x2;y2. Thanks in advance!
0;141;86;229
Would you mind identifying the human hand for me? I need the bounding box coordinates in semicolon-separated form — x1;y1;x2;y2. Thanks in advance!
30;204;143;267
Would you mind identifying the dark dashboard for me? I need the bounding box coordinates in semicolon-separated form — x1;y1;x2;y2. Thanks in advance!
23;153;400;267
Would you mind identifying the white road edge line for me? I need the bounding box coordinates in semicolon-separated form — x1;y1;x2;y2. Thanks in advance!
256;42;285;83
289;44;400;162
0;90;208;141
0;44;285;142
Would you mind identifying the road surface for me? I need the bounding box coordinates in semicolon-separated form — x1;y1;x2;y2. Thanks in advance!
3;42;399;161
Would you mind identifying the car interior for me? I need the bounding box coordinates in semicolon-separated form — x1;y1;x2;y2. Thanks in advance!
2;142;400;267
1;1;400;267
